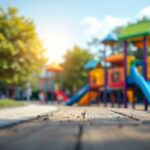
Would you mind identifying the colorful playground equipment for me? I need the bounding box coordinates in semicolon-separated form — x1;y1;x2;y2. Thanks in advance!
46;63;69;102
66;20;150;110
119;20;150;110
66;60;104;106
38;63;68;102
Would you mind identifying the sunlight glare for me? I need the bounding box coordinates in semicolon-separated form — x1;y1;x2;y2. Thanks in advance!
40;27;74;63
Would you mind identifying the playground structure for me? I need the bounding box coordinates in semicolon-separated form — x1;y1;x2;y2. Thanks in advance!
66;20;150;110
66;60;104;106
38;63;68;102
66;60;107;106
119;20;150;110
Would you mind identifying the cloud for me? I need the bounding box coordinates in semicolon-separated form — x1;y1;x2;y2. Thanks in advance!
82;16;128;37
102;16;128;33
139;6;150;19
82;16;102;34
82;5;150;39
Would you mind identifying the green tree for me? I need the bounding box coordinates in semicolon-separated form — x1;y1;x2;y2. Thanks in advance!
113;26;124;36
137;16;150;23
62;46;93;91
0;7;46;84
87;37;105;60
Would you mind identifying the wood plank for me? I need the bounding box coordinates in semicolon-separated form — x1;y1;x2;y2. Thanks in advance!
0;122;78;150
110;108;150;123
85;107;139;125
82;125;150;150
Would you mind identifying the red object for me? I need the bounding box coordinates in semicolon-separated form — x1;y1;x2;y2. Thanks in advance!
55;90;69;102
108;68;124;89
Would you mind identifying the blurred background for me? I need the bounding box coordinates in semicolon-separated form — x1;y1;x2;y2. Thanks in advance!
0;0;150;103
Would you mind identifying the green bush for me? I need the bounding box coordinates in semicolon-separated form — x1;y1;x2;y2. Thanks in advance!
0;99;25;108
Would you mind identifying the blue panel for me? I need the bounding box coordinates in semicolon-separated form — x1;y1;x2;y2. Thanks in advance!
66;85;89;105
130;66;150;103
101;33;118;43
84;60;101;70
127;76;134;84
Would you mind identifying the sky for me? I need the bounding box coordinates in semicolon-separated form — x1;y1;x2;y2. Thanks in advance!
0;0;150;63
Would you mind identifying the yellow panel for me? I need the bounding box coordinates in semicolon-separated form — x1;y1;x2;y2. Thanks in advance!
89;68;104;87
127;56;135;75
78;91;98;106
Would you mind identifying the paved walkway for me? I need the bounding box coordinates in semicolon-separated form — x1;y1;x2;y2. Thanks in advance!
0;104;58;128
0;106;150;150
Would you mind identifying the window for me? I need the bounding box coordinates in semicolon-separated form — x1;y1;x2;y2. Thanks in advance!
111;71;120;83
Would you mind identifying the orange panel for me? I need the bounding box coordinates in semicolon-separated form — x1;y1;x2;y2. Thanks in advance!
105;54;124;63
127;90;135;103
134;39;150;49
147;57;150;80
78;91;98;106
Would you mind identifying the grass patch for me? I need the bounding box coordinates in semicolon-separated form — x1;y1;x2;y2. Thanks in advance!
0;99;25;108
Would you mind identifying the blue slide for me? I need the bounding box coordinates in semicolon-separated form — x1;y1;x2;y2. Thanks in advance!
130;66;150;103
66;84;89;106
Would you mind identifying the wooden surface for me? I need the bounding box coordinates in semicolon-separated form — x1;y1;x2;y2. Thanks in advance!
0;106;150;150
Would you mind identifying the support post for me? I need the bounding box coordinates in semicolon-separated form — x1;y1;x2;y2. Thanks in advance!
97;88;101;106
132;89;135;110
88;72;91;106
143;36;148;111
104;47;107;107
123;40;128;108
60;72;63;91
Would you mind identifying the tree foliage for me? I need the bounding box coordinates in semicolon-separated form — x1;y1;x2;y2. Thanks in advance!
0;7;46;84
62;46;93;91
